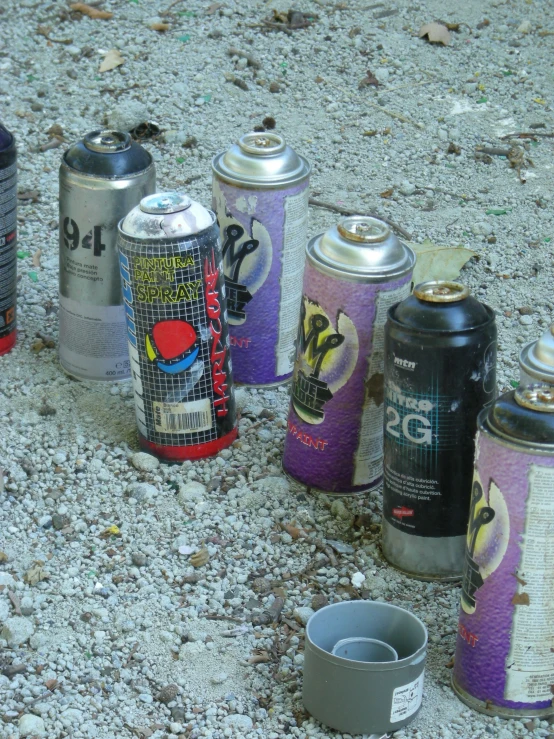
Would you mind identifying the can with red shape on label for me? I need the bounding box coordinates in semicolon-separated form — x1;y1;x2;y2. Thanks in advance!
117;192;237;461
453;385;554;718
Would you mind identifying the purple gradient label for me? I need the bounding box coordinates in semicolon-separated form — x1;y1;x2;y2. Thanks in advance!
453;430;554;711
282;260;411;494
212;177;309;386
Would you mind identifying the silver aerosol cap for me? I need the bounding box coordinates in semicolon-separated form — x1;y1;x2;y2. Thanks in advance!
519;324;554;384
212;132;310;187
307;215;415;283
120;191;214;239
84;130;131;153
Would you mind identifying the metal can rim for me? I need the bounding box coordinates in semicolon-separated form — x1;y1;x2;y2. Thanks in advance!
305;237;415;284
211;150;311;188
60;155;155;181
478;406;554;452
116;211;217;242
386;302;497;334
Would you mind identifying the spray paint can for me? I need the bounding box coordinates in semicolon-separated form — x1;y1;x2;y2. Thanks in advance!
117;192;237;461
519;324;554;386
452;385;554;718
212;132;310;386
59;130;155;381
381;282;497;579
0;123;17;355
282;216;415;495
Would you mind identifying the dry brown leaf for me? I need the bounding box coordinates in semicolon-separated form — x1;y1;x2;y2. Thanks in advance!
99;49;124;73
512;592;530;606
0;551;8;563
150;22;170;31
190;546;210;568
407;239;476;285
45;678;60;691
418;22;451;45
248;649;271;664
206;2;224;13
70;3;113;20
37;25;51;38
24;563;50;585
8;590;22;615
380;187;394;198
283;522;307;540
32;249;42;269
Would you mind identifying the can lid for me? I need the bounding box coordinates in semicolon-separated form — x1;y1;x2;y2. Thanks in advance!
308;215;415;281
212;131;310;187
140;192;192;214
519;324;554;382
120;191;214;240
63;129;153;178
413;281;470;303
391;281;494;333
485;385;554;446
84;130;131;153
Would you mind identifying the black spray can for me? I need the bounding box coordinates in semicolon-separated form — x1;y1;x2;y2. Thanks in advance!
0;123;17;355
381;281;497;580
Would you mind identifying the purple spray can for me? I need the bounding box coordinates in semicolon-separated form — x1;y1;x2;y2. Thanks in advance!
453;385;554;718
212;132;310;386
282;216;415;495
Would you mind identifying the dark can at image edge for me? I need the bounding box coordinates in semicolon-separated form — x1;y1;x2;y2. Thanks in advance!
453;385;554;718
118;192;237;461
382;282;497;579
0;123;17;355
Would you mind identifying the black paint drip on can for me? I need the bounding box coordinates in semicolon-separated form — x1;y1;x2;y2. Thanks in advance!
381;281;497;580
0;123;17;355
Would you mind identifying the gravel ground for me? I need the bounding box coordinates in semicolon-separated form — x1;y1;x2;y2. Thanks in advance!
1;0;554;737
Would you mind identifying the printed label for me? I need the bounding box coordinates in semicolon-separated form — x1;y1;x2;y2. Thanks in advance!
0;159;16;338
153;398;212;434
59;295;130;380
390;672;424;723
504;465;554;703
353;282;410;486
276;188;309;376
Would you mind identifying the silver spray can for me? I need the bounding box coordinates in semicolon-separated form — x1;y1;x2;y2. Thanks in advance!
282;216;415;495
212;132;311;387
59;130;156;381
519;324;554;386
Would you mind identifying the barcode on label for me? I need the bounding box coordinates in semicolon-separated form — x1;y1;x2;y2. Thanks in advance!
153;398;212;434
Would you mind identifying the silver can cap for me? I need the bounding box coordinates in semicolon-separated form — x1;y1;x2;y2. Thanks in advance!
84;130;131;153
519;324;554;384
212;131;310;187
120;191;214;240
307;215;415;283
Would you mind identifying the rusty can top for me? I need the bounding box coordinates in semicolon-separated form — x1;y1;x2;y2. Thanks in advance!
519;324;554;385
413;281;470;303
482;384;554;449
119;191;215;240
212;131;310;188
307;215;415;284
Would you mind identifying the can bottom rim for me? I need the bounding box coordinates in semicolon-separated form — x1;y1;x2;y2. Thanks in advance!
281;465;381;497
236;376;291;390
451;676;554;719
0;331;16;356
139;427;238;462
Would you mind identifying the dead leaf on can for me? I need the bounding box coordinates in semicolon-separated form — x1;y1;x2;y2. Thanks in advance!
407;239;476;285
99;49;124;73
418;22;451;45
512;592;530;606
24;562;50;585
190;545;210;568
70;3;113;20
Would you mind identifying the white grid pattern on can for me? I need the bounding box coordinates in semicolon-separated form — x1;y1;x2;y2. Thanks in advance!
119;232;220;448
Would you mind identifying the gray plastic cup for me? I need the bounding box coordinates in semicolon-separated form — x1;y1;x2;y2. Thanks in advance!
303;601;428;735
332;636;398;662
